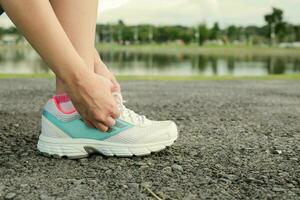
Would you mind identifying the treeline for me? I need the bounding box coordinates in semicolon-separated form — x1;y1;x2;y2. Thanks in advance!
1;7;299;46
96;8;300;46
0;26;18;34
96;22;273;45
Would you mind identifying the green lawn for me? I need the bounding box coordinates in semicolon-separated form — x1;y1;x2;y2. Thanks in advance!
97;43;300;57
2;43;300;57
1;73;300;80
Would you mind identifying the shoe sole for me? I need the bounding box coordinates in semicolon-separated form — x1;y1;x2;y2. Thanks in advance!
37;135;177;159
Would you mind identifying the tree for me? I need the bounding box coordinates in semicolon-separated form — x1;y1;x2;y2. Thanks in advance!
117;20;124;43
227;25;241;42
197;24;209;46
209;22;221;40
264;7;286;45
293;25;300;41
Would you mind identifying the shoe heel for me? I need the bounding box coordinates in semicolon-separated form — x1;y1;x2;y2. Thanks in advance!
37;136;88;159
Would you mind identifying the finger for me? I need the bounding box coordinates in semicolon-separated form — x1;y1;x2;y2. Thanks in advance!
105;117;116;127
93;121;109;132
83;119;94;128
111;80;120;93
111;109;120;119
95;115;115;127
103;77;114;89
108;81;115;90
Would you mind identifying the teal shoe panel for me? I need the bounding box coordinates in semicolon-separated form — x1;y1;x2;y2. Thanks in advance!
43;110;133;140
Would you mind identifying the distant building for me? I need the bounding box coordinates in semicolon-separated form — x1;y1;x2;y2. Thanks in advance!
0;34;26;45
279;42;300;48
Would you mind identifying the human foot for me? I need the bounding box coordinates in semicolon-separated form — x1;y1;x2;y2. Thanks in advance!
37;94;178;158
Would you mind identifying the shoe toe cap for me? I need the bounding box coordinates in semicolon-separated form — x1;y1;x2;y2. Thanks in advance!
141;120;178;143
168;120;178;140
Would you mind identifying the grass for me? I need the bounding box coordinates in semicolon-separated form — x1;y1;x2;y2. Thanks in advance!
116;74;300;80
2;43;300;57
1;73;300;81
97;43;300;57
0;73;53;79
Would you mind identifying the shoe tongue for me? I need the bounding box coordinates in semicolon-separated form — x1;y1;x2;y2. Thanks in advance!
112;93;150;126
112;92;125;112
112;93;136;120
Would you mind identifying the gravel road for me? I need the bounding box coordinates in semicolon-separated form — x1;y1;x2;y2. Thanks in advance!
0;79;299;199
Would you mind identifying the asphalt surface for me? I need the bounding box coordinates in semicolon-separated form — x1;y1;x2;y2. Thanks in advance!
0;79;299;200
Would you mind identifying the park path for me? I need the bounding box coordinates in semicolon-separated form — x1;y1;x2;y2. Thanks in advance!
0;79;299;199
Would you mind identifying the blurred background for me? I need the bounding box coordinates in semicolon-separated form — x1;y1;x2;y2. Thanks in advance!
0;0;300;78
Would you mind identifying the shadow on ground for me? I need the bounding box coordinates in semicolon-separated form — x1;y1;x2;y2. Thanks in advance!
0;79;299;199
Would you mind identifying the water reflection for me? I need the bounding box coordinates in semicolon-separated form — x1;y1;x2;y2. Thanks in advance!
0;47;50;73
0;47;300;76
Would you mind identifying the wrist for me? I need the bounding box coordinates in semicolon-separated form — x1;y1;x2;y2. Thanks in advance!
61;61;92;87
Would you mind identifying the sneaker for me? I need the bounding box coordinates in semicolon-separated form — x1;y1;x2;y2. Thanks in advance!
37;93;178;158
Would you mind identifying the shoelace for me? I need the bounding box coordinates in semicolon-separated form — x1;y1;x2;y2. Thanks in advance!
113;93;146;125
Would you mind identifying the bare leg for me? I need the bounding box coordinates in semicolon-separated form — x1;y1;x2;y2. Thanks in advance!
50;0;98;94
0;0;85;81
51;1;121;93
0;0;119;130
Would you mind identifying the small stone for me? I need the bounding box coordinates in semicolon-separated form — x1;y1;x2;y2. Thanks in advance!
162;187;176;192
291;188;300;195
140;165;148;170
147;161;153;166
275;150;282;154
128;183;139;189
162;167;173;176
183;193;198;200
71;179;84;185
128;183;139;192
89;180;97;185
198;178;209;185
287;184;295;188
162;166;172;174
219;178;231;183
171;164;183;172
20;184;28;187
79;158;89;165
279;172;289;177
290;157;298;161
13;123;19;128
0;183;5;194
5;192;16;199
21;152;29;156
246;177;264;184
135;161;147;167
40;194;53;200
224;174;239;181
272;187;286;192
181;175;188;179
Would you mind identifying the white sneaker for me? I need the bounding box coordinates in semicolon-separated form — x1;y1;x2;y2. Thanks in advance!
37;93;178;158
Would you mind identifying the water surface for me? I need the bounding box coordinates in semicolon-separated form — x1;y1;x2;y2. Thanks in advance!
0;47;300;76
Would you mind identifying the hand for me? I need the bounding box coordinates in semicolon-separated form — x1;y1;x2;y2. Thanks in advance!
94;49;121;93
65;71;120;132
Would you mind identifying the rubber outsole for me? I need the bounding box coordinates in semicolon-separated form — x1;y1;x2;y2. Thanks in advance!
37;137;177;159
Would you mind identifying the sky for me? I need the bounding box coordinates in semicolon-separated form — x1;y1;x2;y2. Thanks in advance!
1;0;300;27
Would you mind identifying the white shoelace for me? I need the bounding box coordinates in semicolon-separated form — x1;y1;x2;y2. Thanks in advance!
113;93;147;126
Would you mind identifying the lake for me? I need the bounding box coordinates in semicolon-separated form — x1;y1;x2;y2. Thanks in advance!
0;47;300;76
